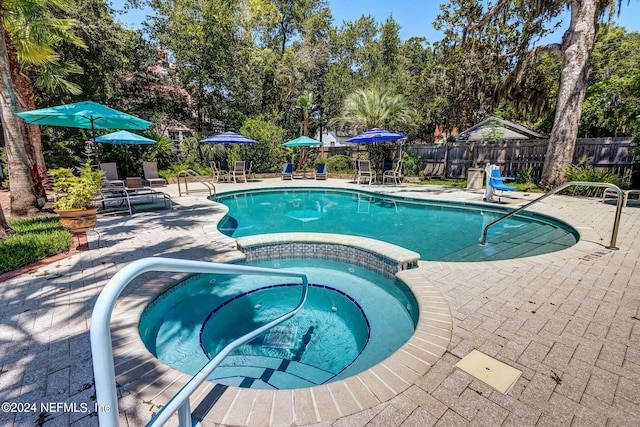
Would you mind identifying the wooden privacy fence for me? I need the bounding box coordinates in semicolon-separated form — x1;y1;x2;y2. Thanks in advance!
404;137;636;182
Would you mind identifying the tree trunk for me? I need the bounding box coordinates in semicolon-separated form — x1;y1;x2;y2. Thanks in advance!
5;26;47;199
0;26;38;216
0;201;12;239
540;1;599;187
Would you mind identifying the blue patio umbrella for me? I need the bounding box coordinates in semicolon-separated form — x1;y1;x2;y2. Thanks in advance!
345;128;405;143
346;128;407;176
95;131;156;176
94;130;156;145
201;131;258;144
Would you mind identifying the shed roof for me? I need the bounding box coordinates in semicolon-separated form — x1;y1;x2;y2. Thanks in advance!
456;117;546;142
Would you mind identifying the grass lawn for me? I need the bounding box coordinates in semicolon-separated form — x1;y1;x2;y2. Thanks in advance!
416;178;545;193
416;178;467;187
0;216;73;274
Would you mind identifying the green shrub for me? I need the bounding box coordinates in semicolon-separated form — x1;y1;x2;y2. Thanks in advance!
0;217;73;274
516;168;533;184
159;160;212;178
402;152;421;176
562;157;627;197
325;155;353;172
48;160;105;209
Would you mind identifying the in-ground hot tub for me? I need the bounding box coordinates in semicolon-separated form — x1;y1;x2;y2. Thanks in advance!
139;258;418;389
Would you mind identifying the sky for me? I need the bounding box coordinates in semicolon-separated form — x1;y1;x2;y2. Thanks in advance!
113;0;640;44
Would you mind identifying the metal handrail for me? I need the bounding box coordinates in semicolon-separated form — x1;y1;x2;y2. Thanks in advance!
177;169;216;199
480;181;624;249
90;257;308;427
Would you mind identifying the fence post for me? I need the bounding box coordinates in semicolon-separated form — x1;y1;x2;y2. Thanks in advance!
442;142;449;179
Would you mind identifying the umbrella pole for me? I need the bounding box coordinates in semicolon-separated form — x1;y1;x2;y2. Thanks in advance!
91;120;99;164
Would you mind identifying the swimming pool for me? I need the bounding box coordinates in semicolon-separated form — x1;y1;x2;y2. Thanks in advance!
139;258;419;390
216;188;579;261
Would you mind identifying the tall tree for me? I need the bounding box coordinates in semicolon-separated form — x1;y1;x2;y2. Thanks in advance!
299;90;313;136
0;201;10;238
6;0;86;200
1;15;38;215
434;0;520;133
467;0;628;186
579;25;640;137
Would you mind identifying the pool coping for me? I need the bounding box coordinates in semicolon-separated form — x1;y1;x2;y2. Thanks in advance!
209;185;605;265
110;234;452;426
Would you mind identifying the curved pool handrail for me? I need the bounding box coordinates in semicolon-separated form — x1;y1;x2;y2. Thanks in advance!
90;257;308;427
480;181;624;249
177;169;216;199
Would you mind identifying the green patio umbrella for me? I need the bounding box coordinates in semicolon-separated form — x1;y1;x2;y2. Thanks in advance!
282;136;323;147
283;136;323;177
17;101;152;163
16;101;152;132
17;101;152;161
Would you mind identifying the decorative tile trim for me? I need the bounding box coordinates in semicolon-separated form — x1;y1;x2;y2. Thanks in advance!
236;233;420;277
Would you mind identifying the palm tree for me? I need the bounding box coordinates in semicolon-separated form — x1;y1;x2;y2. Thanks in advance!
299;90;313;136
331;88;417;172
1;0;85;214
1;18;38;216
330;87;417;134
298;90;314;167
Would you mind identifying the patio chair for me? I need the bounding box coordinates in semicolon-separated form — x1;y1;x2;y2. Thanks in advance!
211;161;229;183
356;160;375;185
231;160;247;183
99;162;124;187
483;164;516;202
382;161;394;174
383;160;403;185
245;161;253;181
315;163;327;180
353;160;360;182
142;161;167;187
281;163;294;180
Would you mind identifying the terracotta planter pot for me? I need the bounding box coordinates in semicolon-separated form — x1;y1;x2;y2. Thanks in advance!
54;207;99;233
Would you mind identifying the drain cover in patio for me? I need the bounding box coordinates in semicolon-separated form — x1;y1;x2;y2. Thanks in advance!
455;349;522;394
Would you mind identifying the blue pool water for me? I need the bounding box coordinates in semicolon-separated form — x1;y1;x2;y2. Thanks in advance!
139;259;418;389
217;188;579;261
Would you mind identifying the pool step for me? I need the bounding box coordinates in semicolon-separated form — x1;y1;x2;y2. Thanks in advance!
209;354;336;389
441;223;575;262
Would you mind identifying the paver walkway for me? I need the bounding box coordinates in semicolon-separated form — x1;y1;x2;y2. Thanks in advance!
0;178;638;426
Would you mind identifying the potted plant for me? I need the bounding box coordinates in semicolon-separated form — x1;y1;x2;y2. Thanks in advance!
49;160;105;233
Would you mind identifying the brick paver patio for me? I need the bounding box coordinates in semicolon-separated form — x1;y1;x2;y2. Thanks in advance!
0;178;638;426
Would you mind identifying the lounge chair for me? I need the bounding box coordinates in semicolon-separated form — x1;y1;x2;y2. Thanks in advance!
281;163;294;180
142;161;167;187
315;163;327;180
383;160;403;185
231;160;247;183
484;164;516;202
211;161;229;183
99;163;124;187
356;160;375;185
